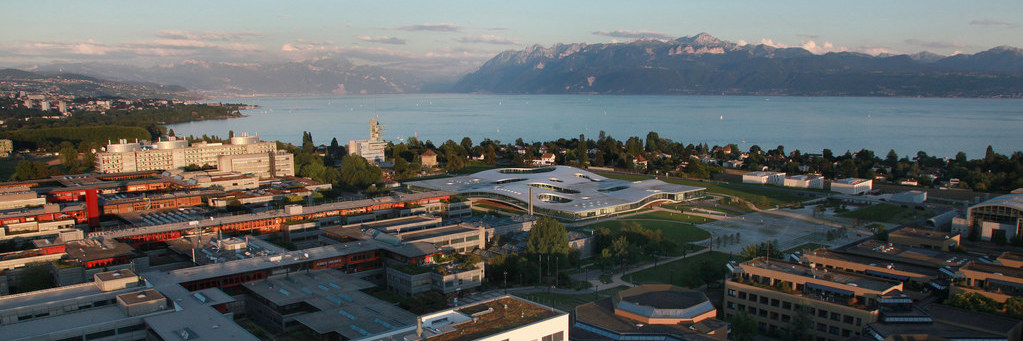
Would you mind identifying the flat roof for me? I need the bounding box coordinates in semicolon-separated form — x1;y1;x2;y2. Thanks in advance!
88;191;454;239
743;258;899;292
890;227;955;242
962;261;1023;279
407;166;703;216
244;270;418;339
65;238;135;262
844;240;973;268
808;249;940;278
425;297;565;341
160;239;439;284
347;214;441;230
399;224;480;242
834;178;871;185
117;289;165;305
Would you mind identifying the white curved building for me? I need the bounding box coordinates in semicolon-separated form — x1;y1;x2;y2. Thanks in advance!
407;166;705;220
966;192;1023;241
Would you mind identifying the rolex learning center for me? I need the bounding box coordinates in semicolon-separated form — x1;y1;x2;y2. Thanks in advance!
407;166;705;220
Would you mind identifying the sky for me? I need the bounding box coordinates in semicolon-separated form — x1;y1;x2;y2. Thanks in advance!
2;0;1021;70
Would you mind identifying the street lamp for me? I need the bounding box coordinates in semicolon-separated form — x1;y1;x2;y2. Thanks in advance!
503;271;508;294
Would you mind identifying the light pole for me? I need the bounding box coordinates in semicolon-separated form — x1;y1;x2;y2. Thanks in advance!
503;270;508;294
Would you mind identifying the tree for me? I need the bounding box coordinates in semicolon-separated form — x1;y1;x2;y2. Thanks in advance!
339;155;382;190
945;292;1000;313
526;217;570;255
727;311;757;341
1005;297;1023;319
11;160;51;181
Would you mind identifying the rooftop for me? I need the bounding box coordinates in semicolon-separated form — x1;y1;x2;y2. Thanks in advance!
573;297;727;341
243;269;417;339
407;166;703;216
834;178;871;185
807;249;940;278
890;227;956;242
742;258;900;292
844;240;973;268
423;297;564;341
65;238;135;262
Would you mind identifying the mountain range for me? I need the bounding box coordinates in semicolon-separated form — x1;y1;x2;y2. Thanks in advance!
13;33;1023;98
29;59;432;97
452;33;1023;97
0;68;197;100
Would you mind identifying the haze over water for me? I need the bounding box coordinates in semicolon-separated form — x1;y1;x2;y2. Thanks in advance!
171;95;1023;159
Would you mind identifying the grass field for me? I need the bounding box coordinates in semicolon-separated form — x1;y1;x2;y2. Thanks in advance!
517;285;630;312
629;251;734;287
453;162;498;174
596;172;807;209
839;203;934;224
633;210;713;224
580;216;711;249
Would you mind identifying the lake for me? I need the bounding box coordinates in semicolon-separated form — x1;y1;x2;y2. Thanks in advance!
168;94;1023;159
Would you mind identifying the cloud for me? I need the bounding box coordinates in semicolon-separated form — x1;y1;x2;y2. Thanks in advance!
796;33;820;40
454;34;520;45
858;46;902;56
970;19;1017;28
277;14;290;19
394;23;462;32
355;36;407;45
592;30;674;40
758;38;850;54
904;39;967;49
155;30;263;42
800;41;847;54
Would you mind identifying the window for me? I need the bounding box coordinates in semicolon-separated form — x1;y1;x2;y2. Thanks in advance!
782;302;792;310
770;299;780;307
844;315;854;324
541;331;564;341
749;294;757;302
830;312;840;321
85;330;116;340
760;296;768;304
727;302;736;309
728;289;737;297
739;292;747;299
829;326;840;335
818;309;828;318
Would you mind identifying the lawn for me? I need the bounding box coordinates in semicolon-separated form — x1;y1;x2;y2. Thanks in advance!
783;242;828;254
581;217;710;247
517;285;630;312
633;210;713;224
453;162;498;174
838;203;934;224
595;171;807;209
629;251;734;288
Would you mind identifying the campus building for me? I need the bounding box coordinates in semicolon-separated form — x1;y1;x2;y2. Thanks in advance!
374;296;569;341
349;118;387;165
784;174;824;189
572;284;728;340
407;166;705;221
743;171;786;186
96;134;288;175
723;257;904;340
830;178;873;195
962;191;1023;241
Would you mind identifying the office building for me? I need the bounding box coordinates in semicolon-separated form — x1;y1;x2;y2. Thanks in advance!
723;257;904;340
572;284;728;340
96;134;284;174
349;118;387;165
